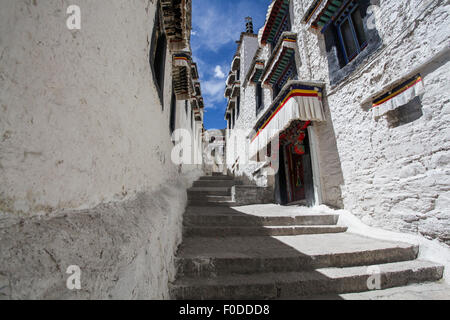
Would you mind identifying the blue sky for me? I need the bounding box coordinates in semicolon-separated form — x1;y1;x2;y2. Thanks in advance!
191;0;272;130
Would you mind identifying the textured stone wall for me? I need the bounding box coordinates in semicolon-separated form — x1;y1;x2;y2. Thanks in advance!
294;0;450;243
0;0;202;299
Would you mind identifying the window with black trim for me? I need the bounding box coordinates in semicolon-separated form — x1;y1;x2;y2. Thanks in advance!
335;3;367;65
169;89;177;134
232;109;235;129
256;82;263;115
150;5;167;107
322;0;382;85
236;98;240;121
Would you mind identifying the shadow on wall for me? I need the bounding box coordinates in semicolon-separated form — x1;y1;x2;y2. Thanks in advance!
315;93;345;209
0;185;188;300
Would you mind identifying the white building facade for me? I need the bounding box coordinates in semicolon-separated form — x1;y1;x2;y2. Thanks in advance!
225;0;449;244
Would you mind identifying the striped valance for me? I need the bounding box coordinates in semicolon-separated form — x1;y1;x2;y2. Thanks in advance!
372;74;425;118
249;81;325;159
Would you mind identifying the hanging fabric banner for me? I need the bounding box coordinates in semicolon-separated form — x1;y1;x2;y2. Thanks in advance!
372;74;425;118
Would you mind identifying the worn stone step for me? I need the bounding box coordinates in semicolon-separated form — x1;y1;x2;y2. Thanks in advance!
187;200;237;207
170;260;444;300
184;225;348;237
184;213;339;227
199;176;234;181
175;233;419;277
187;188;231;197
193;180;239;188
187;194;232;201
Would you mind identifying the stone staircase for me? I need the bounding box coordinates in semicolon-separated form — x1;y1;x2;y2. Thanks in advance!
170;175;444;300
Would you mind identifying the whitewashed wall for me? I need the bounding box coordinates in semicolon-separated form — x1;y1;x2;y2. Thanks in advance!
0;0;202;299
293;0;450;243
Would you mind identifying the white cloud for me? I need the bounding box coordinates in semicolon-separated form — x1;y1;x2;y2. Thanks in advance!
202;79;226;109
214;65;225;79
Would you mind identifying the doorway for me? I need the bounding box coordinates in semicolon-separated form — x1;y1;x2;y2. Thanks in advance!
277;121;315;206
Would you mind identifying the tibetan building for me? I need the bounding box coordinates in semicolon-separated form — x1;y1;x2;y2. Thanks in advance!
225;0;449;244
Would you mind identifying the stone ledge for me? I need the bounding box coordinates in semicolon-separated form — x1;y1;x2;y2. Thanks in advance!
231;185;274;206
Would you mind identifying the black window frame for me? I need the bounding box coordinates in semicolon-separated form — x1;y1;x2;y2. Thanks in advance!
335;4;368;65
169;88;177;134
149;4;167;108
231;109;235;129
256;81;263;116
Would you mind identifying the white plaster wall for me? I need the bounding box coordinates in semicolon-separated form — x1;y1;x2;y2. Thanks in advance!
0;0;183;215
226;34;267;183
0;0;203;299
295;0;450;243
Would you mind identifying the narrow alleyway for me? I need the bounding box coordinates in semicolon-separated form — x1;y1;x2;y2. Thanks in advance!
170;175;445;300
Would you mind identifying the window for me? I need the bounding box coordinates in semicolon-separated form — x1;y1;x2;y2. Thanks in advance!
236;98;240;121
169;89;176;134
236;69;240;81
231;109;235;129
191;108;193;130
150;6;167;107
336;4;367;64
256;82;263;115
185;100;188;117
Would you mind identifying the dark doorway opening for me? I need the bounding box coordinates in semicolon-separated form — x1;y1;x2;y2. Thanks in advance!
275;121;315;206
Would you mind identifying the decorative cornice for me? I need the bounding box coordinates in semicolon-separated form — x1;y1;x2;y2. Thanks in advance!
161;0;192;51
231;81;241;98
261;32;298;88
231;55;241;72
311;0;347;30
173;52;192;100
260;0;291;45
250;80;325;141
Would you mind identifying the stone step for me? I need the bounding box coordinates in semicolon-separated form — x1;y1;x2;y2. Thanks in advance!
199;176;234;181
187;195;232;202
183;225;348;237
170;260;444;300
187;200;237;207
184;212;339;227
175;233;419;277
193;180;239;188
187;188;231;197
